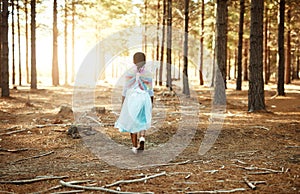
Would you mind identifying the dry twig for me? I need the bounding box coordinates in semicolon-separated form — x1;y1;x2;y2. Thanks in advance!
243;177;256;190
60;180;153;194
0;148;28;153
12;150;54;164
0;129;27;136
187;188;246;193
0;175;68;184
51;190;85;194
134;160;190;169
105;171;166;188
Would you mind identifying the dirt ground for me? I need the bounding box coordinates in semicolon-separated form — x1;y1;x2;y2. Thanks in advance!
0;80;299;194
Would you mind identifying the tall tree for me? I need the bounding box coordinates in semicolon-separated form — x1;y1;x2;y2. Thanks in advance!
215;0;228;89
236;0;245;90
248;0;265;112
183;0;190;95
52;0;59;86
1;0;10;97
166;0;172;89
214;0;227;105
159;0;166;86
25;0;30;84
64;0;68;85
264;5;269;84
31;0;37;89
71;0;75;83
285;7;291;84
155;0;160;85
12;0;16;87
17;0;22;86
199;0;204;85
277;0;285;95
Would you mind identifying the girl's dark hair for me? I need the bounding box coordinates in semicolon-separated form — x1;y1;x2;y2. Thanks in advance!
133;52;146;66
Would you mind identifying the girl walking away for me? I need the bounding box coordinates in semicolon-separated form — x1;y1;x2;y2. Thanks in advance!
115;52;154;154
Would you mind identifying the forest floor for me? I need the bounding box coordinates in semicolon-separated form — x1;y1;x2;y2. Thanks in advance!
0;80;299;194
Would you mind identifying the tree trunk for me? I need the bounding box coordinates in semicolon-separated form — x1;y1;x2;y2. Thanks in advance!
285;7;291;84
159;0;166;86
227;49;231;80
64;0;68;85
183;0;190;96
236;0;244;90
12;0;16;87
17;0;22;86
243;39;248;81
31;0;37;89
25;0;29;84
71;0;75;83
1;0;10;97
52;0;59;86
155;0;160;85
248;0;265;112
166;0;172;90
214;0;227;105
277;0;285;95
199;0;204;85
0;0;2;87
144;0;148;53
264;5;268;84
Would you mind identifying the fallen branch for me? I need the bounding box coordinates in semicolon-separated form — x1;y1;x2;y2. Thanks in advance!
0;129;27;136
134;160;190;169
250;126;270;131
60;180;154;194
0;175;68;184
12;150;54;164
105;171;166;188
234;165;284;174
203;170;218;174
243;177;256;190
253;181;267;185
36;124;71;128
186;188;246;193
34;180;91;194
51;190;85;194
0;148;28;153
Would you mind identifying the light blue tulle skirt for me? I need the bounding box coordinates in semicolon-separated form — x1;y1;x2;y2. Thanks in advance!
115;88;152;133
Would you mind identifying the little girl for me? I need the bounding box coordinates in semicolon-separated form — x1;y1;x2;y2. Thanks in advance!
115;52;153;154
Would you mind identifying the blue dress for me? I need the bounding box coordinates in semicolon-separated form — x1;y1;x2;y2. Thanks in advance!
114;66;153;133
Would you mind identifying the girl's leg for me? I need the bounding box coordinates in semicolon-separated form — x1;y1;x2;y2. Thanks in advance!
130;133;138;148
137;130;146;150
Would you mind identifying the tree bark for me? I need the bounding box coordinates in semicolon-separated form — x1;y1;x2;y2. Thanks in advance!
264;5;269;84
277;0;285;95
248;0;265;112
12;0;16;87
64;0;68;85
155;0;160;85
1;0;10;97
52;0;59;86
166;0;172;90
214;0;227;105
159;0;166;86
31;0;37;89
17;0;22;86
199;0;204;85
25;0;30;84
243;39;248;81
285;7;291;84
236;0;244;90
71;0;75;83
183;0;190;96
